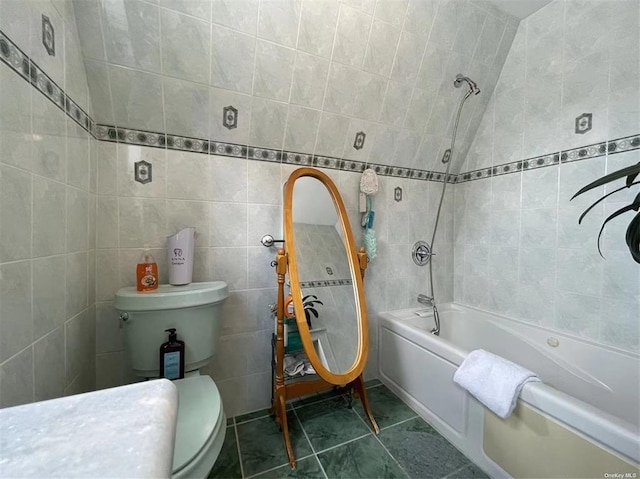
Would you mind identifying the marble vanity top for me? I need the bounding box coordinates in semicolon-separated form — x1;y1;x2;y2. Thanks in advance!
0;379;178;478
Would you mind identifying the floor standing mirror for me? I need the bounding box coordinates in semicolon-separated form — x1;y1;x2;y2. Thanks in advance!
271;167;379;468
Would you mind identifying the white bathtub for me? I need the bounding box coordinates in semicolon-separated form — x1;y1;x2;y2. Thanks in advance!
379;303;640;477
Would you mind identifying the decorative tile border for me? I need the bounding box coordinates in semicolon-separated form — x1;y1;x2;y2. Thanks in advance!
601;135;640;156
95;125;248;158
1;28;638;187
561;141;607;163
300;279;353;289
456;134;639;184
0;30;94;135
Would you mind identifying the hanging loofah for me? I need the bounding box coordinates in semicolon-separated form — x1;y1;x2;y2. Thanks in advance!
362;194;377;260
364;229;377;260
360;168;379;195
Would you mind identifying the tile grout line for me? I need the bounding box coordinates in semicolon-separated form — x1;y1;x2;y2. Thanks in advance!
441;463;475;479
232;419;246;479
291;407;329;479
243;452;317;479
349;400;412;479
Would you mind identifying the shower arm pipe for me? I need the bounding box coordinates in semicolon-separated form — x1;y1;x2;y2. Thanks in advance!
426;78;478;335
429;88;474;253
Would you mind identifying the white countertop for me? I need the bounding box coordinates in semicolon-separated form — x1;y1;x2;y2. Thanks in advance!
0;379;178;478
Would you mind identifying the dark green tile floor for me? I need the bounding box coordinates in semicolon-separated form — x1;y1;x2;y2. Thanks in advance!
208;381;488;479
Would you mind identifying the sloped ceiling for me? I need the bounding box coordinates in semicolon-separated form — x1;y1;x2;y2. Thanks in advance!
485;0;554;19
74;0;524;174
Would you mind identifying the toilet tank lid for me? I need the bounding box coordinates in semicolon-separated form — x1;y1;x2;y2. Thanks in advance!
114;282;229;311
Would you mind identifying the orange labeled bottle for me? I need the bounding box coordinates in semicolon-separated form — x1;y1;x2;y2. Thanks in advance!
136;250;158;292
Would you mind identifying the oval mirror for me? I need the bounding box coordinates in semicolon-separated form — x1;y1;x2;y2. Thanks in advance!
284;167;368;385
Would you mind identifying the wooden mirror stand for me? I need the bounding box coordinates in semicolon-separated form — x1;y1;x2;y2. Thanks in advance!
270;247;379;469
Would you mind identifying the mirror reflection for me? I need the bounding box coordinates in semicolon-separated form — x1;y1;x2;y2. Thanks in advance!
292;177;359;375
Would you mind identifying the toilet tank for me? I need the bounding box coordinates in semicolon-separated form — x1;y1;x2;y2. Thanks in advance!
114;282;229;378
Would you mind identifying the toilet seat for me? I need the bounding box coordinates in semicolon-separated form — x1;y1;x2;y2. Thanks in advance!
172;376;226;478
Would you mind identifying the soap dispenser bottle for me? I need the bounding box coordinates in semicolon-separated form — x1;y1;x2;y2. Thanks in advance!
159;328;185;380
136;250;158;292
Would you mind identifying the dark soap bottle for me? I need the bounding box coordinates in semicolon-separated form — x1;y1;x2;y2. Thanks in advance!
159;328;185;380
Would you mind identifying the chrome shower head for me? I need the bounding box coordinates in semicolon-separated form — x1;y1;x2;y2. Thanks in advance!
454;74;480;95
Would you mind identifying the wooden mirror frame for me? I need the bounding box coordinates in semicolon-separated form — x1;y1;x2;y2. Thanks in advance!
284;167;369;385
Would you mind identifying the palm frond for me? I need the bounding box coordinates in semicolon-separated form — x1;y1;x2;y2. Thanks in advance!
571;162;640;200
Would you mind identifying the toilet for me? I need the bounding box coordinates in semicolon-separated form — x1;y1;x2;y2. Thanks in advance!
114;281;229;479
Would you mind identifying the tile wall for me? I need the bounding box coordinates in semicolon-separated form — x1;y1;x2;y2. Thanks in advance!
73;0;518;174
454;0;640;352
1;0;470;415
0;0;96;407
4;0;636;417
93;146;455;416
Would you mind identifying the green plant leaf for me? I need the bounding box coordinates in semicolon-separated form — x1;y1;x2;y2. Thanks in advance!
578;181;640;224
596;192;640;258
625;212;640;264
571;162;640;200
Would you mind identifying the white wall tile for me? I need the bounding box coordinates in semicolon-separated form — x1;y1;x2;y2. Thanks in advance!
96;301;124;354
163;78;210;139
257;0;301;48
0;347;34;408
314;111;349;158
66;252;88;318
84;60;115;124
209;90;251;146
210;25;256;94
116;144;167;198
248;98;287;149
390;29;426;85
210;203;248;247
290;52;330;110
108;65;164;131
297;0;339;59
66;188;89;253
160;0;211;21
284;105;321;153
33;177;66;257
166;151;211;200
211;0;259;35
352;71;386;122
209;155;248;203
118;197;167;248
33;328;65;401
253;40;295;102
101;0;161;72
0;261;32;362
332;5;372;68
0;165;32;262
29;0;65;88
362;19;400;78
323;62;359;115
67;126;90;191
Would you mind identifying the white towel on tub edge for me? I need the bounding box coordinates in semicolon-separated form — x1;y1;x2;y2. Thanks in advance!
453;349;541;419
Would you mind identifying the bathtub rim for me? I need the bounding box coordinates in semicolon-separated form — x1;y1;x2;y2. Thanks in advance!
386;303;639;360
378;305;640;464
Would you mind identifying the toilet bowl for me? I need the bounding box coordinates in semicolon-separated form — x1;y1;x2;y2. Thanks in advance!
114;282;229;478
172;375;226;478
